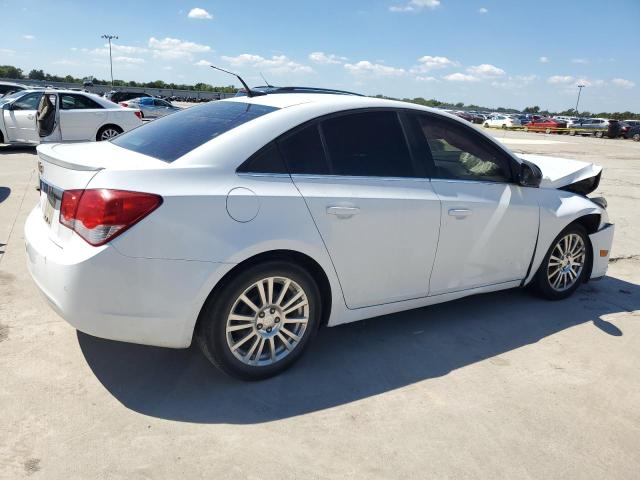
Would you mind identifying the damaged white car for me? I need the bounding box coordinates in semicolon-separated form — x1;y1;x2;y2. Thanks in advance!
25;92;614;380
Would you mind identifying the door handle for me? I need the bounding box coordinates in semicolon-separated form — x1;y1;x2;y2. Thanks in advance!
326;206;360;218
448;208;472;218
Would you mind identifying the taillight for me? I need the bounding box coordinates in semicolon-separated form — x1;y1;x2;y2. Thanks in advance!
134;110;142;120
59;189;162;246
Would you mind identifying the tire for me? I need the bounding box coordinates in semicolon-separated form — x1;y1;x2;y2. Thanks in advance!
633;133;640;142
484;123;489;128
196;260;322;380
569;130;576;136
96;125;123;141
0;129;4;143
594;131;604;138
545;128;552;134
523;126;528;132
501;124;507;130
531;224;591;300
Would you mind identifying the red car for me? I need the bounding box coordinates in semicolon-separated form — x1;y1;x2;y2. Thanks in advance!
524;117;567;133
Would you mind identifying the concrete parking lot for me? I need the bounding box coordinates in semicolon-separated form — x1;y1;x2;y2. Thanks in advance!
1;131;639;479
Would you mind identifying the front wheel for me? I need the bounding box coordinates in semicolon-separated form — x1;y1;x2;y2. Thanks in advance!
531;225;591;300
633;133;640;142
196;261;321;380
484;123;489;128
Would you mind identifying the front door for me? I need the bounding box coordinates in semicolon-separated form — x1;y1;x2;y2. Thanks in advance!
4;92;42;143
410;112;539;295
37;93;62;142
278;110;441;309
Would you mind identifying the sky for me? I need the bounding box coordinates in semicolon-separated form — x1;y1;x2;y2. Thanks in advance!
1;0;639;112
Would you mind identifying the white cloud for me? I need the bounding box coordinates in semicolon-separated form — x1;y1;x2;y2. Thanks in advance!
194;59;211;67
478;7;488;13
611;78;635;89
539;56;549;63
22;34;35;40
491;75;538;89
187;7;213;19
0;48;15;56
389;0;440;12
443;73;478;82
148;37;211;60
571;58;588;64
309;52;346;65
344;60;406;77
412;55;457;73
466;64;505;77
548;75;575;84
416;75;437;82
114;56;145;64
221;53;314;74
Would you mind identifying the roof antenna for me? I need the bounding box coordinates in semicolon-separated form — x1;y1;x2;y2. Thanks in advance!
260;72;274;88
210;65;265;97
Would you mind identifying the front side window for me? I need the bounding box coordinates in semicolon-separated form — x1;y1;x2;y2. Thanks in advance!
321;111;416;177
112;101;278;162
416;114;512;183
60;94;103;110
12;92;43;111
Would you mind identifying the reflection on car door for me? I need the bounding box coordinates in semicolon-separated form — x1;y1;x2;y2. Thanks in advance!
280;110;442;309
4;92;42;143
411;113;539;295
58;94;107;141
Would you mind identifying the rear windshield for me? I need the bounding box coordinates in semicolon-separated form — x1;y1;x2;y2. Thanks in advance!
112;101;279;162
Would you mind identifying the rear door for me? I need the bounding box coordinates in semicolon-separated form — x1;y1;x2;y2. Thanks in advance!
4;92;42;143
409;113;539;295
280;110;442;309
58;93;106;141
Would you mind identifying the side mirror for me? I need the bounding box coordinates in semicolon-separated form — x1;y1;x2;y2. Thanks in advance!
518;160;542;188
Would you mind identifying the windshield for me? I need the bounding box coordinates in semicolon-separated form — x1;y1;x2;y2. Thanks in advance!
112;100;279;162
0;90;28;104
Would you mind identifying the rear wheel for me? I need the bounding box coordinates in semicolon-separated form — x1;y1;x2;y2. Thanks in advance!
545;127;552;134
595;131;604;138
523;126;529;132
501;124;507;129
484;123;489;128
633;133;640;142
532;224;591;300
196;261;321;380
97;125;123;141
569;130;576;136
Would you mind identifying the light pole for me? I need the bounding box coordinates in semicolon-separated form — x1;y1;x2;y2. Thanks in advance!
575;84;585;114
101;34;118;87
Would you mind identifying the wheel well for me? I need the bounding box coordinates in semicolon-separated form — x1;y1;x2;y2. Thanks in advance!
571;214;600;282
96;124;123;140
195;249;333;334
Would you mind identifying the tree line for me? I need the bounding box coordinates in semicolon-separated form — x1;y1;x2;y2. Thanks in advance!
0;65;237;93
2;65;637;119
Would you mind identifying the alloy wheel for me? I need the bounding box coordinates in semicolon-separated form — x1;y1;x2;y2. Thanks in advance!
547;233;586;292
225;276;309;366
100;128;121;141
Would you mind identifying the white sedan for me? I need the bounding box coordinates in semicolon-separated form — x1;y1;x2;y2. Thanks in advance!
484;114;521;129
0;89;142;145
25;92;614;380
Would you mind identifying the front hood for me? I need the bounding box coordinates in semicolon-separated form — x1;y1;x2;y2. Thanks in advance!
518;154;602;192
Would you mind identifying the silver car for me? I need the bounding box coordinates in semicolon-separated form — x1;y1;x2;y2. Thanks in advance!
122;97;181;119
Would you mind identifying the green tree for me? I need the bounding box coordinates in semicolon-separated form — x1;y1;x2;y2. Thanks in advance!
28;69;46;80
0;65;24;78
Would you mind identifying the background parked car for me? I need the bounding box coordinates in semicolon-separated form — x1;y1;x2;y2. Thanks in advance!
120;96;181;119
0;89;142;145
106;91;153;104
483;115;521;129
626;125;640;141
0;81;28;98
524;118;567;133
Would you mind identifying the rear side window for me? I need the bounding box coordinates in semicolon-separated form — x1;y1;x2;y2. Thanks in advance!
237;142;288;174
278;124;330;175
321;111;416;177
112;101;278;162
60;94;103;110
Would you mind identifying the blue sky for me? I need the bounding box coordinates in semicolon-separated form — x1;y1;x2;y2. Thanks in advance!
1;0;639;112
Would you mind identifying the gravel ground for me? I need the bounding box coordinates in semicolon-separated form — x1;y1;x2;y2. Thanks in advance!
0;130;639;479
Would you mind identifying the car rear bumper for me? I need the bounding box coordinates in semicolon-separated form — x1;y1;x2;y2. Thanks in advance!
25;206;229;348
589;223;615;279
